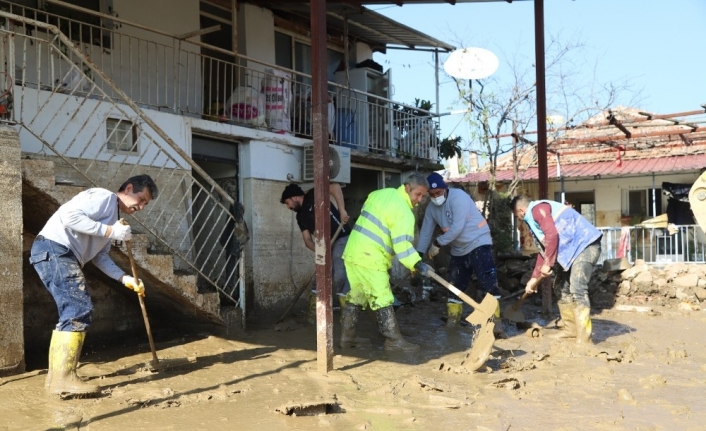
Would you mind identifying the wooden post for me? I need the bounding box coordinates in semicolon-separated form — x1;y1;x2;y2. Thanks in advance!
310;0;333;374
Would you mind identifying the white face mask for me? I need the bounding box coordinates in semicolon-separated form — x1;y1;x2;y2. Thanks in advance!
431;194;446;206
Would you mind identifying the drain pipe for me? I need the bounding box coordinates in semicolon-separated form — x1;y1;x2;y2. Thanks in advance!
651;173;656;217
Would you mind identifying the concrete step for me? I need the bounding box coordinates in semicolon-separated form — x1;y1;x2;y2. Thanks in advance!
21;157;223;325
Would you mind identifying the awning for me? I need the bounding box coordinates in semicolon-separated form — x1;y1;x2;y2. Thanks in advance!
251;2;456;52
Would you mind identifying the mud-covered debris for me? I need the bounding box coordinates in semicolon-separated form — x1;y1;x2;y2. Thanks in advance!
596;350;624;362
275;399;340;416
274;319;302;332
499;357;536;372
489;377;522;390
617;388;634;402
414;376;446;392
668;348;688;359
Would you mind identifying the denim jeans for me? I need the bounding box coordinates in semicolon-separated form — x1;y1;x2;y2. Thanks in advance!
553;240;601;308
447;244;500;299
312;235;351;296
29;236;93;332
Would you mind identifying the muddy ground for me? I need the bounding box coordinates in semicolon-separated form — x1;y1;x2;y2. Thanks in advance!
2;295;705;431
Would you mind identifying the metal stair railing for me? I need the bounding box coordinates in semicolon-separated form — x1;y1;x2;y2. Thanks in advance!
0;12;245;322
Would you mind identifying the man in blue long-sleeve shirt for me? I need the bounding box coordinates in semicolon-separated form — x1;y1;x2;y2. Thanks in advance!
29;174;158;397
416;173;500;328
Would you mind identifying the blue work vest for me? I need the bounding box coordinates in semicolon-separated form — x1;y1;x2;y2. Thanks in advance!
523;200;602;271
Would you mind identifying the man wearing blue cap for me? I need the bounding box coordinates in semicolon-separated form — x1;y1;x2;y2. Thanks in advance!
416;172;501;328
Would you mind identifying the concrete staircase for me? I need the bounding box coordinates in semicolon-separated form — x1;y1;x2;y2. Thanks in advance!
21;157;223;325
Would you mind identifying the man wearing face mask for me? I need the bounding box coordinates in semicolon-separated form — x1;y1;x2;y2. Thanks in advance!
416;172;500;328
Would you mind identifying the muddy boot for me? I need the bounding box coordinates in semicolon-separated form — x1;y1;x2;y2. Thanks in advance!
339;304;369;348
44;330;58;390
48;331;100;397
376;306;420;352
491;296;507;338
445;300;464;328
574;304;593;344
550;302;576;339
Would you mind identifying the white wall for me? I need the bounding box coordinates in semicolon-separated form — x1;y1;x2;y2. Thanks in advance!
550;172;702;227
239;3;276;71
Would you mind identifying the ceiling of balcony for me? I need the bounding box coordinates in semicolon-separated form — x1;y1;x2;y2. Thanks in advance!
250;2;465;52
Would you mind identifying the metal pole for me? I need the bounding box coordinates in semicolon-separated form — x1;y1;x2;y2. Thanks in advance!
310;0;333;374
534;0;548;199
434;49;440;116
651;173;656;217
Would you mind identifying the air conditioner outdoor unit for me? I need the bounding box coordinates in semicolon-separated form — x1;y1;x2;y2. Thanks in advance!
302;144;351;183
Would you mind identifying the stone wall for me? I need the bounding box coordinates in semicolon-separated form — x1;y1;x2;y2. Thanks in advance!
0;127;25;376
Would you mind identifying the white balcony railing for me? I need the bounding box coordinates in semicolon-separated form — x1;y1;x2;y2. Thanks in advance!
598;225;706;265
0;0;440;160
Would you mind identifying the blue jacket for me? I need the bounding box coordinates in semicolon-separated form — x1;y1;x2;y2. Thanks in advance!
524;200;602;270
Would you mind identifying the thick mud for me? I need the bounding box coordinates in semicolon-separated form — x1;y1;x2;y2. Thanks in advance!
2;300;705;430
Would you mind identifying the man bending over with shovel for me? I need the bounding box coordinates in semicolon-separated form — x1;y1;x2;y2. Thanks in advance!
29;174;158;397
280;183;351;317
510;195;602;343
416;173;501;329
340;172;432;352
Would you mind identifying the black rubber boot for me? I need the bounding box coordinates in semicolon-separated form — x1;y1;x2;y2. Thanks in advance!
376;306;420;352
339;304;369;348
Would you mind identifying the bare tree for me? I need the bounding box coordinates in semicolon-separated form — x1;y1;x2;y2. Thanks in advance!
452;33;641;195
448;32;641;251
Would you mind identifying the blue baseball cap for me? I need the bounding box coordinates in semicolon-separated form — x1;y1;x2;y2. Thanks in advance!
427;172;447;190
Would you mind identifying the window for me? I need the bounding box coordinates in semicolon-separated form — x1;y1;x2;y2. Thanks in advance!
274;31;344;84
106;118;137;153
625;189;662;218
6;0;113;48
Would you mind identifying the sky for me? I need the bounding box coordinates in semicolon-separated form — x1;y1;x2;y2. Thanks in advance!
368;0;706;155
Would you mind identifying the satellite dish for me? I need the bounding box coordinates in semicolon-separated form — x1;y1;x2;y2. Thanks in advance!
443;47;499;80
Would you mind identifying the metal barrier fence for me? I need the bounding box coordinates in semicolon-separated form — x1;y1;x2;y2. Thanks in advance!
598;225;706;264
0;0;439;160
0;11;245;322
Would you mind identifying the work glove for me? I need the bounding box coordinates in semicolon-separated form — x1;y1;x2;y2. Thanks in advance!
428;240;441;260
109;221;132;241
123;275;145;297
414;261;432;277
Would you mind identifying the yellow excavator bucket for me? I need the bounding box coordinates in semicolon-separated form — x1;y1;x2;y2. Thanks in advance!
689;172;706;231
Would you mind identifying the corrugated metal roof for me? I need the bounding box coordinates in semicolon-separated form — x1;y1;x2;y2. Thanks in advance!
253;2;456;51
450;154;706;183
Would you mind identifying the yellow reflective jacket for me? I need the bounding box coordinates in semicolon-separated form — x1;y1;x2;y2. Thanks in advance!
343;185;421;272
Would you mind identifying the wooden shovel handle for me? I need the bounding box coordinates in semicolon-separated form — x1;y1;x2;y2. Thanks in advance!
426;270;482;310
120;219;159;365
275;222;344;324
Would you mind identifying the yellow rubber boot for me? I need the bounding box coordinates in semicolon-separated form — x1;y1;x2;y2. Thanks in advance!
574;304;593;344
48;331;100;396
44;330;57;390
445;300;464;328
550;302;576;339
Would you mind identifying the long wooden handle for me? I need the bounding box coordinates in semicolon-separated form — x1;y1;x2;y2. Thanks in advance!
426;270;482;310
276;223;345;324
121;219;159;365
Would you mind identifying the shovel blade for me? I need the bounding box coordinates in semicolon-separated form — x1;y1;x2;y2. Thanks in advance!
462;321;495;372
464;293;499;326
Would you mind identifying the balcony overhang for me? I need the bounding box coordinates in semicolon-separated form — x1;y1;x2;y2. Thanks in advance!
252;2;455;52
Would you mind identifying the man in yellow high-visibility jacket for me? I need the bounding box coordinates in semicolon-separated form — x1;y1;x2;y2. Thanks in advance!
341;172;432;352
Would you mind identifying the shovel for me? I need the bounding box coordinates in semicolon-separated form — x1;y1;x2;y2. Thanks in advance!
276;222;344;324
426;270;498;371
120;220;195;372
503;270;554;323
